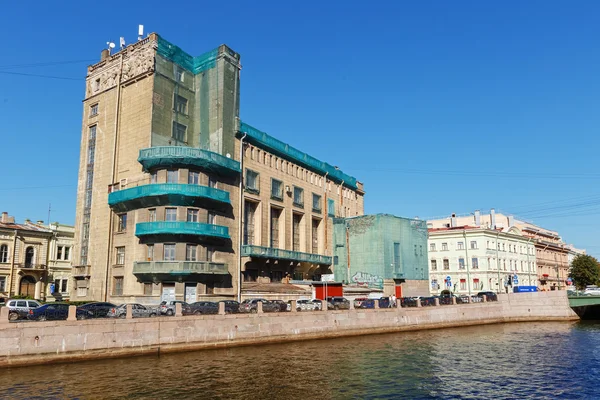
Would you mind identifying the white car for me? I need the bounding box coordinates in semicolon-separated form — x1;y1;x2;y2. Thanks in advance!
5;299;42;321
584;286;600;296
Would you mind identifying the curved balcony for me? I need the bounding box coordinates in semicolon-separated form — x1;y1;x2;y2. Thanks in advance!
135;221;230;243
108;183;230;213
241;245;332;265
133;261;229;283
138;146;240;176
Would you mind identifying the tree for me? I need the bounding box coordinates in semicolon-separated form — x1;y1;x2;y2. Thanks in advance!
569;254;600;290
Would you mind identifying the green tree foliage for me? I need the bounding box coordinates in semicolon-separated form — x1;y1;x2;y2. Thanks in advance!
569;254;600;290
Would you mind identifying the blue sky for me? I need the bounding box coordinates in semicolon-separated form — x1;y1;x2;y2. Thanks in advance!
1;1;599;255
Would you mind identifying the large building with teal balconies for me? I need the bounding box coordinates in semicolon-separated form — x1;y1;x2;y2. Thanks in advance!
71;33;365;303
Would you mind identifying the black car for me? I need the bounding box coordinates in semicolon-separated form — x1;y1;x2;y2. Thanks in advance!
187;301;219;315
77;302;117;318
477;291;498;301
27;303;92;321
219;300;240;314
359;297;391;309
270;300;288;312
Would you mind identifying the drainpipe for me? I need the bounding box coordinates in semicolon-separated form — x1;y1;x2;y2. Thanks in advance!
346;222;350;283
237;133;247;303
526;237;532;287
464;230;471;296
339;180;344;217
496;230;501;294
8;229;18;297
104;53;124;302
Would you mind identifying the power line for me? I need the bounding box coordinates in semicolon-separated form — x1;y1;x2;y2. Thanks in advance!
353;167;600;180
0;59;96;70
0;184;76;191
0;71;82;81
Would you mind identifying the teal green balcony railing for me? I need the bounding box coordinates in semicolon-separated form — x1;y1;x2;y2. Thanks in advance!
108;184;230;213
133;261;229;281
238;122;358;190
136;222;230;240
241;245;332;265
138;147;240;175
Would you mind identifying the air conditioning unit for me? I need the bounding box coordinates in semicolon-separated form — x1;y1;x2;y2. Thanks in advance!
120;178;128;187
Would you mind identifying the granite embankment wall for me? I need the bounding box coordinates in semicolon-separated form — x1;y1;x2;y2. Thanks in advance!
0;291;578;368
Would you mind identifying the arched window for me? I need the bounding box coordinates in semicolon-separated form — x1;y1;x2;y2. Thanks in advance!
25;247;34;267
0;245;8;263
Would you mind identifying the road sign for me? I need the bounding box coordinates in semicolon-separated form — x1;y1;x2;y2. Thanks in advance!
445;276;452;287
513;274;519;285
567;277;573;286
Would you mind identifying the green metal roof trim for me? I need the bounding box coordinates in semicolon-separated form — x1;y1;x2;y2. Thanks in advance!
108;183;230;212
138;147;240;175
238;122;359;190
156;35;219;74
241;244;332;265
136;221;230;239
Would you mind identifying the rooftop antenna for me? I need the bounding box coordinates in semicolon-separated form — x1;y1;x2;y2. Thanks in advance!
138;25;144;41
120;37;126;50
107;41;116;54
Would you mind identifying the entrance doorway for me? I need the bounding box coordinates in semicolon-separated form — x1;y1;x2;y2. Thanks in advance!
161;284;175;302
19;275;36;297
184;283;197;303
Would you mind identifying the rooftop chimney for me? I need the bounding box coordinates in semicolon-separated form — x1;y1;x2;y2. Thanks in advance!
474;210;481;226
490;208;496;229
450;213;457;228
507;215;514;227
37;220;44;225
101;48;110;61
1;212;7;223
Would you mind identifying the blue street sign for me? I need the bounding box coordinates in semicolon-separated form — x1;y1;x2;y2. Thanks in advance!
513;274;519;285
445;276;452;287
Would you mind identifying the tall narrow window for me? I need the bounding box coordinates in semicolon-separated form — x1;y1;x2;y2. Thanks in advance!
90;103;99;117
206;247;214;262
312;219;320;254
151;171;158;184
57;246;63;260
117;213;127;232
245;169;259;193
430;243;436;252
472;258;479;269
208;176;217;189
431;260;437;271
64;247;70;261
443;259;450;269
148;209;157;222
292;214;302;251
0;245;7;263
243;201;257;245
271;179;283;201
165;208;177;222
207;212;216;225
116;247;125;265
167;170;178;183
172;121;187;142
164;244;176;261
174;94;188;114
188;171;199;184
458;258;465;269
293;187;304;207
175;67;185;82
328;199;335;217
312;194;322;213
270;207;281;248
187;209;198;222
457;242;464;250
113;277;124;296
186;244;197;261
147;245;154;261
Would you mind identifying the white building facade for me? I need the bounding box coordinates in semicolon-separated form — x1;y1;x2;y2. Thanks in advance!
428;226;537;295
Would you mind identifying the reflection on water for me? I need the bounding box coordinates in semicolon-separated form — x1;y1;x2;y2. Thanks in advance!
0;321;598;399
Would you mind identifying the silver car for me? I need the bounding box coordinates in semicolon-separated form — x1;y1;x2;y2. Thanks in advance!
107;303;158;318
5;299;42;321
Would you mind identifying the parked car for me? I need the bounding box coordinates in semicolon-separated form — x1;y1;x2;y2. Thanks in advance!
187;301;219;315
326;297;350;310
239;298;280;313
400;297;418;307
353;298;368;308
359;297;391;309
5;299;42;321
159;300;190;316
288;299;318;311
477;291;498;301
270;300;288;312
311;299;323;310
107;303;158;318
219;300;240;314
77;302;117;318
27;303;92;321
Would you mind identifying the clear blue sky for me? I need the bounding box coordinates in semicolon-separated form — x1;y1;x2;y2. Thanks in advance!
1;1;599;255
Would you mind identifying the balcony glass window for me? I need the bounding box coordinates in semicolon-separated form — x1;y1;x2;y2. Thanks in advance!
174;94;188;114
271;178;283;201
117;213;127;232
147;245;154;261
458;258;465;269
188;171;199;185
172;121;187;142
293;186;304;207
165;208;177;221
167;170;178;183
116;247;125;265
186;244;197;261
187;209;199;222
151;171;158;184
245;169;259;193
113;277;123;296
312;193;322;213
164;244;176;261
148;209;156;222
207;212;216;225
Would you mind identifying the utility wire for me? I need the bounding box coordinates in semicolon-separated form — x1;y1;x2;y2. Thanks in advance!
0;59;96;70
0;184;76;191
0;71;82;81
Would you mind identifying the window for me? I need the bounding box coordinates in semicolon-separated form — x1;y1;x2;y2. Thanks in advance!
165;208;177;221
460;279;466;291
0;244;7;263
64;247;70;261
473;278;480;290
206;247;214;262
117;213;127;232
60;279;68;293
187;209;199;222
186;244;197;261
57;246;63;260
147;245;154;261
0;276;5;292
116;247;125;265
414;245;418;256
271;178;283;200
172;121;187;142
174;94;188;114
90;103;98;116
151;171;158;184
270;207;281;248
207;212;216;225
442;243;448;251
208;177;217;188
175;67;185;82
293;186;304;207
292;214;302;251
312;219;320;254
148;209;156;222
420;245;423;256
245;169;259;193
457;241;464;250
244;201;257;245
77;287;87;297
458;258;465;269
144;283;153;296
312;193;322;213
472;258;479;269
113;277;124;296
164;244;176;261
167;170;178;183
188;171;199;184
470;241;477;250
443;259;450;270
430;243;436;252
431;260;437;271
327;199;335;217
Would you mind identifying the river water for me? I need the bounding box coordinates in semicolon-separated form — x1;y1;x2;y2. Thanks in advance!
1;321;598;399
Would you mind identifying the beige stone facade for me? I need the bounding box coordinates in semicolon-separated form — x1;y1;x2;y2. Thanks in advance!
71;33;364;304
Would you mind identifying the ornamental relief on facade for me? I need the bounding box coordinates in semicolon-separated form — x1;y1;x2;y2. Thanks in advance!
86;40;157;97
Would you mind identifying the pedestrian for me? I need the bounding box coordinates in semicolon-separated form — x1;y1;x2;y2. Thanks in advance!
390;293;396;308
